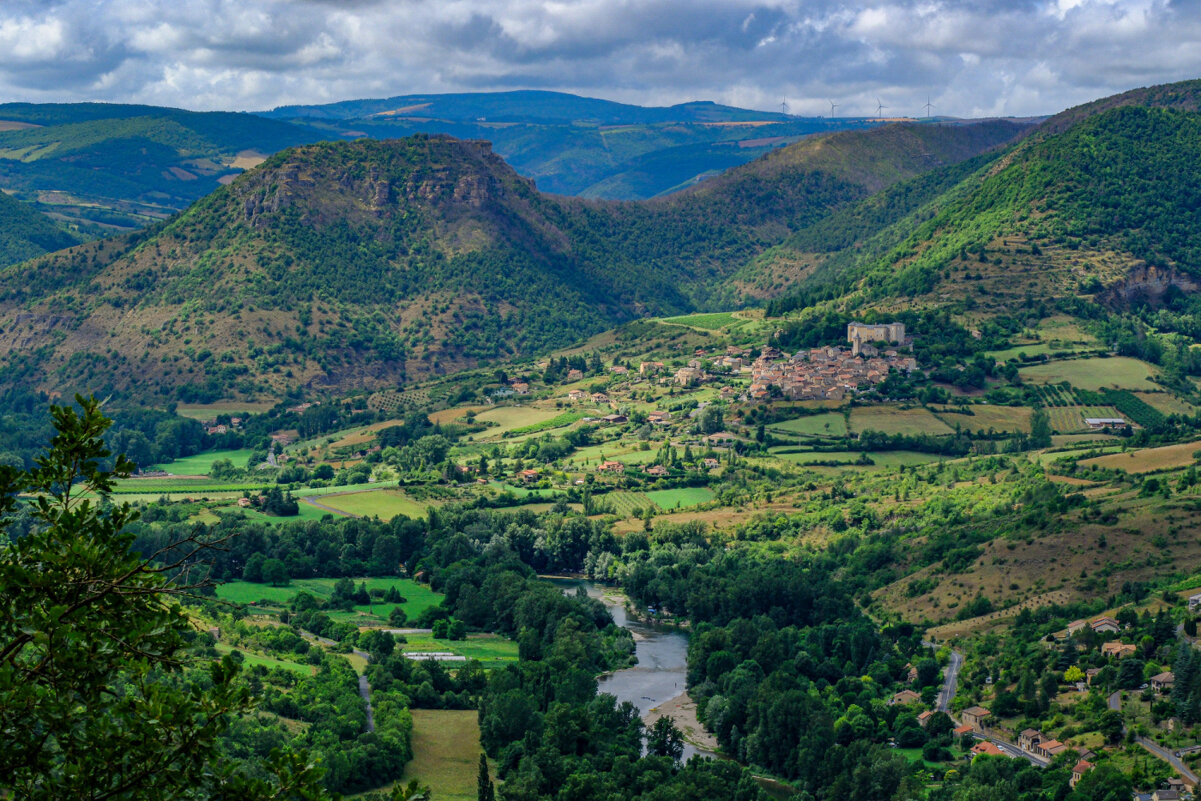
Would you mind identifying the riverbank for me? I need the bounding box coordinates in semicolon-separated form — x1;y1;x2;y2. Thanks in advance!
645;691;720;753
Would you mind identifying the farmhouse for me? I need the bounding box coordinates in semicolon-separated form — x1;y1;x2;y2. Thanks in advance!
591;392;610;404
567;369;584;381
702;457;721;469
1084;417;1127;430
1152;671;1175;692
1067;619;1086;635
1070;760;1095;788
602;413;628;424
518;469;540;483
961;706;991;731
890;689;921;706
917;711;934;727
645;465;669;477
597;461;624;474
568;390;587;401
1090;616;1120;634
648;411;672;426
1101;641;1138;658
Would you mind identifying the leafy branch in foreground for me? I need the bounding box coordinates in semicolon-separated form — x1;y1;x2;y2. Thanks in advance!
0;395;328;800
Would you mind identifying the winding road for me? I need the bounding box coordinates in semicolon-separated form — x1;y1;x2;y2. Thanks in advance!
1108;691;1199;785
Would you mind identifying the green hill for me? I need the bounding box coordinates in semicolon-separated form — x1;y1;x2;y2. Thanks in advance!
0;191;80;267
0;119;1024;400
760;79;1201;323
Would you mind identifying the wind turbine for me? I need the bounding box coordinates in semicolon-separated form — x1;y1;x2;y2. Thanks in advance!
923;95;934;119
876;97;887;118
828;100;839;117
780;99;789;115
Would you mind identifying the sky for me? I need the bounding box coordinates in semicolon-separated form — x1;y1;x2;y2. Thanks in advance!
0;0;1199;118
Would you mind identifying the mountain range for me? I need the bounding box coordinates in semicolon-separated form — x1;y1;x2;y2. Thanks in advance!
0;91;874;250
2;79;1200;402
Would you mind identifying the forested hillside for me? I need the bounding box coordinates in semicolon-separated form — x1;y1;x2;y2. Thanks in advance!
0;191;80;267
0;120;1024;400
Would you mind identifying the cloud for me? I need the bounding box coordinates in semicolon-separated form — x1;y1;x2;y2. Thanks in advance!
0;0;1196;117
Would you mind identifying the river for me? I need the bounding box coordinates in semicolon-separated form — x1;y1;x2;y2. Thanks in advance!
548;578;717;762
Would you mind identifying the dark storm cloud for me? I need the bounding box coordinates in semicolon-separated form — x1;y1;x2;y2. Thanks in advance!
0;1;1197;118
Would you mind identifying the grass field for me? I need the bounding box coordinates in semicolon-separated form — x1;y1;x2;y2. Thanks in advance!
768;412;848;438
401;633;518;664
308;490;428;520
174;401;276;420
215;642;312;676
215;577;443;621
645;487;715;510
660;312;744;330
932;405;1032;433
236;502;336;523
149;448;258;475
849;406;954;437
1079;440;1201;474
400;710;485;801
1019;357;1160;391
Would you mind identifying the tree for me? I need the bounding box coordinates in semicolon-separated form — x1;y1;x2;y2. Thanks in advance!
263;558;290;587
1030;408;1052;448
477;753;495;801
0;396;327;799
647;716;685;762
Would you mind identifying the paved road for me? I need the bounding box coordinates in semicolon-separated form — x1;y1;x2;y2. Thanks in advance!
1109;691;1199;785
299;496;356;517
359;675;375;733
921;640;963;713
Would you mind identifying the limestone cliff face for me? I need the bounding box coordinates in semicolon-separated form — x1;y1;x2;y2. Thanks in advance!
1102;263;1201;305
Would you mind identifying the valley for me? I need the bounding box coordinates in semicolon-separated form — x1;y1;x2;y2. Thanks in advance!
10;78;1201;801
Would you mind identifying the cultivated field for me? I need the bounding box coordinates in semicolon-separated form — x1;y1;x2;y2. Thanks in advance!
308;489;428;520
1046;405;1122;433
645;487;715;510
474;406;563;438
1019;357;1160;391
932;405;1031;433
1135;392;1197;416
849;406;954;436
604;490;656;516
769;412;848;437
400;710;485;801
1079;440;1201;474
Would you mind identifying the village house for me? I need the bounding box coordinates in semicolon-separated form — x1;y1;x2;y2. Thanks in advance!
1152;671;1175;693
518;469;540;483
511;382;531;395
1101;641;1138;658
917;711;934;727
610;365;629;375
1067;619;1086;635
602;413;628;424
1090;617;1120;634
675;366;704;386
567;368;584;381
640;361;666;376
1189;592;1201;613
702;457;721;469
961;706;991;731
568;389;587;401
970;742;1009;760
1069;760;1095;788
646;465;669;477
597;461;624;474
648;410;672;426
591;392;610;404
890;689;921;706
706;432;736;445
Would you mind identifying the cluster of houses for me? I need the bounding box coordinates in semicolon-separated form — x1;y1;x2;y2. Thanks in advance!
748;345;918;402
202;416;244;436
